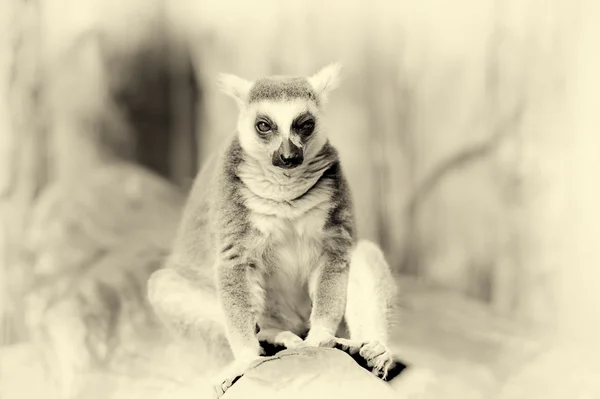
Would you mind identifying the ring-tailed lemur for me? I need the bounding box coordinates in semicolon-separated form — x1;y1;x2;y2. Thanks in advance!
147;64;401;397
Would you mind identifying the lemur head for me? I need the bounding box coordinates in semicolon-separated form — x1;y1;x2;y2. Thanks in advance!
218;64;342;170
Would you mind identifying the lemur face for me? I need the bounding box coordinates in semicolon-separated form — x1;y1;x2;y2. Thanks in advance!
218;64;342;170
238;96;323;170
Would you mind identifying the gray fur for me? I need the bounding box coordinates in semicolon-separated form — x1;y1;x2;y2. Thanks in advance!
248;77;318;104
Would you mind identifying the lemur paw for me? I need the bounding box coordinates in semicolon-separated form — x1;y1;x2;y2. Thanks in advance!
278;331;304;348
289;326;343;349
359;341;396;380
334;339;406;381
331;337;363;355
257;329;304;355
212;356;262;398
293;334;363;357
258;329;304;348
331;338;399;380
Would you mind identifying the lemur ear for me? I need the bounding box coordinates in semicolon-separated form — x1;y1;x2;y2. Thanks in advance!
217;73;253;106
308;63;343;103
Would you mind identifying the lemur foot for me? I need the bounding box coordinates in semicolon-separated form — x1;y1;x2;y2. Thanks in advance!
330;338;405;381
330;338;400;380
358;340;397;380
289;332;404;381
212;356;262;399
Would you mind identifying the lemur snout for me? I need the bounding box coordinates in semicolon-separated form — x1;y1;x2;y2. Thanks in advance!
277;152;303;168
272;139;304;169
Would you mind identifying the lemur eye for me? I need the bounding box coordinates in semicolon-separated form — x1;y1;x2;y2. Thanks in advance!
300;120;315;133
256;121;271;133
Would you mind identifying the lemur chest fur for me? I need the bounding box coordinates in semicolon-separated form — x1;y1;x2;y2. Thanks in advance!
240;168;335;270
251;207;329;335
242;176;334;272
240;179;334;334
251;206;328;272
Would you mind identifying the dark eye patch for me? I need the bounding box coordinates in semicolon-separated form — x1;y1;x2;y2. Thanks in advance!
255;114;278;139
292;112;314;126
292;112;316;137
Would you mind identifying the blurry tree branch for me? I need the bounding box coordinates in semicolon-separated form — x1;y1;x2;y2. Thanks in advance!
401;103;524;276
406;105;524;217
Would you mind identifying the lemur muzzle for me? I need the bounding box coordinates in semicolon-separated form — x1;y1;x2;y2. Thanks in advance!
272;138;303;169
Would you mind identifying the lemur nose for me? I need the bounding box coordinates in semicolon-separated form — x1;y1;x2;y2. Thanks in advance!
273;139;304;169
280;153;298;164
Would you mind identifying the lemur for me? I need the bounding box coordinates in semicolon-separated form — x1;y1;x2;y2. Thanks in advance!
147;64;401;397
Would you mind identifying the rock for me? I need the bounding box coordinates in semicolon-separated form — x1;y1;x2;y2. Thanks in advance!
225;347;397;399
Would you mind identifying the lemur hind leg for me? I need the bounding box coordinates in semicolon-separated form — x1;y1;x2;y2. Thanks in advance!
343;239;405;380
147;268;232;366
148;268;266;398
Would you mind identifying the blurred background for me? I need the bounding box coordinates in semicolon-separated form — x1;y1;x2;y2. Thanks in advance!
1;0;600;398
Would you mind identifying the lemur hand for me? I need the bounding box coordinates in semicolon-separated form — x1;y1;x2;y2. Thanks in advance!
291;329;398;381
290;328;362;357
291;326;338;349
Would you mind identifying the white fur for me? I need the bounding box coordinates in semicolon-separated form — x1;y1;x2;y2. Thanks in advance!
250;200;332;335
237;99;328;175
308;63;343;103
217;73;253;107
237;153;331;204
346;240;397;343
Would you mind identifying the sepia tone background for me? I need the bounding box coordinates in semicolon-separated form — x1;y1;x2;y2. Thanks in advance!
1;0;599;398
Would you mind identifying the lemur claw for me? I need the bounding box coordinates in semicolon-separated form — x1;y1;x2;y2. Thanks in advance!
330;338;404;382
358;341;404;381
331;337;363;355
